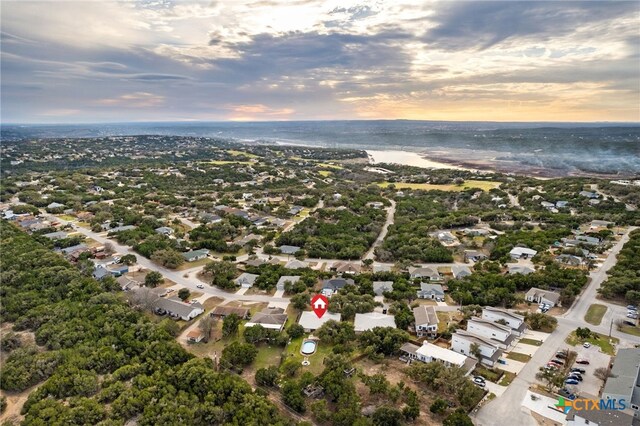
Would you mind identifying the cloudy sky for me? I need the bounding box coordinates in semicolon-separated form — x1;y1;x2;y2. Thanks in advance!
2;0;639;123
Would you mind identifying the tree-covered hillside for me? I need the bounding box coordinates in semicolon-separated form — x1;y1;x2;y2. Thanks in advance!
0;222;291;426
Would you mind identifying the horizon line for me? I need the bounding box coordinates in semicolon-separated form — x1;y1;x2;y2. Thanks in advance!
3;118;640;126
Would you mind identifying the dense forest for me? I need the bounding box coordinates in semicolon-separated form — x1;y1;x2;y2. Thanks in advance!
0;222;291;425
598;228;640;304
276;208;385;259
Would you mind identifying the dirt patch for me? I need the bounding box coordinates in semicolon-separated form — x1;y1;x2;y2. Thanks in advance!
0;384;40;424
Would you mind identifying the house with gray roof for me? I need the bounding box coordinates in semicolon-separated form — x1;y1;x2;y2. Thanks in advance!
155;226;174;236
508;265;535;275
321;278;354;296
181;249;209;262
413;305;439;338
285;259;309;270
372;281;393;296
601;348;640;418
277;275;300;291
245;307;288;332
153;296;204;321
42;231;68;240
525;287;561;307
451;330;503;367
279;245;301;255
409;266;441;281
235;272;259;288
416;283;445;300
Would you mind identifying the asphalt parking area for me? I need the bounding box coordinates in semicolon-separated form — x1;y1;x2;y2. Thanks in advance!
564;344;611;398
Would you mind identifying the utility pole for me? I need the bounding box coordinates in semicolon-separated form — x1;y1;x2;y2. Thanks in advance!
609;318;613;338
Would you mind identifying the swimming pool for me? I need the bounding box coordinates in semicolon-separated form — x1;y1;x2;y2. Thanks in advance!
301;340;317;356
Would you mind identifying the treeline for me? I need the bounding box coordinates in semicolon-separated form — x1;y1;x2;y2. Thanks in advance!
0;222;290;425
598;229;640;304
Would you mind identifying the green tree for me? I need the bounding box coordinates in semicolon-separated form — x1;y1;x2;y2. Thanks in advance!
372;406;403;426
443;408;474;426
288;323;305;339
120;254;137;265
291;293;310;311
576;327;592;339
221;342;258;370
178;288;191;301
255;366;280;387
281;380;306;413
204;261;238;289
222;313;241;337
430;398;448;414
144;271;164;287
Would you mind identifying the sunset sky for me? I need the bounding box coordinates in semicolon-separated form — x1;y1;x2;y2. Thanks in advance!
2;0;639;123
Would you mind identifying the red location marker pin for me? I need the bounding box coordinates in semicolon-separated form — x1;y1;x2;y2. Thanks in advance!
311;294;329;318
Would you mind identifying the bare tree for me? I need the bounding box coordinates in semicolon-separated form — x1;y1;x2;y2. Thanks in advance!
103;242;115;255
594;367;612;381
198;316;216;343
128;287;158;311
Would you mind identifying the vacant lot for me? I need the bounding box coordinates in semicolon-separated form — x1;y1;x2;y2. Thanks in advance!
619;325;640;337
584;304;607;326
377;180;500;192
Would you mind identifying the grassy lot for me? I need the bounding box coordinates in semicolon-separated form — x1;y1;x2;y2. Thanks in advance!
473;366;502;383
176;257;213;271
377;180;500;192
253;344;285;370
318;170;332;177
565;331;619;355
436;311;458;333
584;304;607;326
202;160;253;165
518;338;543;346
202;296;224;311
317;163;343;169
506;352;531;362
619;326;640;337
58;214;76;221
227;150;259;158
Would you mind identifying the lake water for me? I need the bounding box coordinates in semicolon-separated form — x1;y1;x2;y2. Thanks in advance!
367;149;469;170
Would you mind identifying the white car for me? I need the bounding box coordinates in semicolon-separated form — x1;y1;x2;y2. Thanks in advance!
196;284;204;289
583;342;591;348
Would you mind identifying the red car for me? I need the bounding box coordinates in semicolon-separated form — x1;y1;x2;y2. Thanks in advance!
575;359;590;365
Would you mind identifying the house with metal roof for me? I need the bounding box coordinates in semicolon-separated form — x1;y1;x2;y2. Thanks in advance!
353;312;396;333
235;272;259;288
602;348;640;418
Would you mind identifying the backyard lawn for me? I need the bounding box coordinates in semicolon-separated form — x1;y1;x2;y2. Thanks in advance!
584;304;607;326
284;336;333;375
377;180;500;192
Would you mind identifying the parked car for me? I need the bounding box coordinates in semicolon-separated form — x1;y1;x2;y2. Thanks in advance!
627;305;637;311
154;308;166;316
558;388;577;400
473;378;485;388
565;379;579;385
556;352;567;359
567;374;583;382
576;359;590;365
623;320;636;326
570;368;586;374
551;359;565;365
473;376;486;383
196;284;204;289
628;313;638;319
583;342;591;348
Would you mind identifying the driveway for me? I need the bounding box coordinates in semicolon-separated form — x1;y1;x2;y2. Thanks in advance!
363;199;395;260
273;289;285;298
484;381;507;397
511;342;540;356
497;358;527;374
235;287;250;296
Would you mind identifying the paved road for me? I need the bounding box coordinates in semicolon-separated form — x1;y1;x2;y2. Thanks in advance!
46;213;292;305
474;227;639;426
364;200;396;260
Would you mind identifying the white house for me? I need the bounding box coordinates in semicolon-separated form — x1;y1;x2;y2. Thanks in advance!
298;311;341;332
409;267;442;281
413;305;439;338
481;307;527;336
466;318;516;349
353;312;396;333
451;330;502;367
509;247;537;260
525;287;561;307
